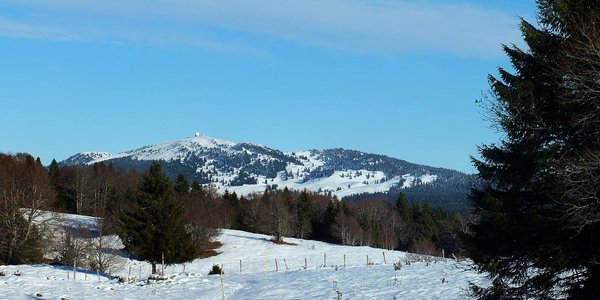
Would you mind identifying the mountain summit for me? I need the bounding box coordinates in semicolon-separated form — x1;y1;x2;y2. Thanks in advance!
61;134;473;210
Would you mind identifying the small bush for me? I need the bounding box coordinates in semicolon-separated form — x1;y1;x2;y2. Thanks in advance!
393;261;402;271
208;264;223;275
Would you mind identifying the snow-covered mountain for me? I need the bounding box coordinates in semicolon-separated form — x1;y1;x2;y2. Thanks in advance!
61;134;473;207
60;151;112;165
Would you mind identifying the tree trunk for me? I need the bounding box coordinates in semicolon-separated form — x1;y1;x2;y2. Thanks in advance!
151;262;157;274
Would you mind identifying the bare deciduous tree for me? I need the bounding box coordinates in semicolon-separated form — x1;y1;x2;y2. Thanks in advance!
0;153;55;264
88;220;125;275
270;195;291;243
552;13;600;236
332;214;363;246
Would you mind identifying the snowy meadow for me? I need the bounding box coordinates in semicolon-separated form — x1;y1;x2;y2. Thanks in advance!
0;213;487;299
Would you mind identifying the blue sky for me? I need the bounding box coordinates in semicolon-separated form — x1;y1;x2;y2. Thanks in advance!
0;0;537;173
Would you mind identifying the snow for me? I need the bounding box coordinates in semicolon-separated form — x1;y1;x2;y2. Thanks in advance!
79;152;112;161
1;212;489;299
70;135;440;199
420;174;438;184
94;135;236;163
34;210;100;233
226;170;403;199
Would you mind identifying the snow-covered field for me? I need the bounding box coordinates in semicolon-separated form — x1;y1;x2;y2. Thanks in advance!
0;214;488;299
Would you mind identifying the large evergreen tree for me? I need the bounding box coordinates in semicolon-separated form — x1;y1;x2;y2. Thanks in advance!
119;162;195;274
466;1;600;298
395;192;411;222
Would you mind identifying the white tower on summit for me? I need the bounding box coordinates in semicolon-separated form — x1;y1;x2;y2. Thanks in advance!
195;132;200;137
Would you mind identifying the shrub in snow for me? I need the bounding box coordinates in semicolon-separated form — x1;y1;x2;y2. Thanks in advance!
393;261;402;271
57;229;89;267
208;264;223;275
0;271;5;276
87;233;125;275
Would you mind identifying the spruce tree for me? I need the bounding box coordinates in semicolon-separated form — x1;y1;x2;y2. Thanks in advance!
466;1;600;298
296;190;314;239
119;163;195;274
174;174;189;194
48;159;59;182
395;192;411;222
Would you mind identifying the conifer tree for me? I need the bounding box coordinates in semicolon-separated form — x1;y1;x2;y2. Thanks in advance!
395;192;411;222
119;163;195;274
466;1;600;298
296;190;314;239
48;159;59;182
413;203;437;241
174;174;189;194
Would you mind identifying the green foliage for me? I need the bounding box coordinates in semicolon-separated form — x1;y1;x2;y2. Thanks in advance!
297;190;315;239
412;203;438;241
119;163;195;274
48;159;60;185
174;174;189;194
466;1;600;298
395;193;411;222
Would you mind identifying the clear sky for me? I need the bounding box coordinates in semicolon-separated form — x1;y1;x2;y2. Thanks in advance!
0;0;537;173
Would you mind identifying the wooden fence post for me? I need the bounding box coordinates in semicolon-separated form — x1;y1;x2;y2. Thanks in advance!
219;266;225;300
161;252;165;276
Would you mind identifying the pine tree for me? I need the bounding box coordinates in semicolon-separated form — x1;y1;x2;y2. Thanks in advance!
296;190;314;239
190;180;205;198
174;174;189;194
48;159;60;184
413;203;437;241
466;1;600;298
119;163;195;274
395;192;411;222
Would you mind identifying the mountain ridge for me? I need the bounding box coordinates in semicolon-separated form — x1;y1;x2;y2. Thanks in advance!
61;134;474;211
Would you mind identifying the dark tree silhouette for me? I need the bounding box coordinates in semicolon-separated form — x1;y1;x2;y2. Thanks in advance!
119;163;195;274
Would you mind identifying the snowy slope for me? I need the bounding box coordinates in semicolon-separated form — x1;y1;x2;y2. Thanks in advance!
60;134;468;200
0;212;489;299
60;151;112;166
102;135;236;162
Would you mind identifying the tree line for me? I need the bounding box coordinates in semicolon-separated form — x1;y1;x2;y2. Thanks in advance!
0;153;466;271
